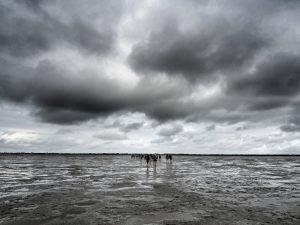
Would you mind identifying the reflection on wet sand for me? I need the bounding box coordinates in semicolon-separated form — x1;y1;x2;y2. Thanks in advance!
146;165;149;180
153;161;157;180
166;160;173;173
145;160;158;180
0;155;299;225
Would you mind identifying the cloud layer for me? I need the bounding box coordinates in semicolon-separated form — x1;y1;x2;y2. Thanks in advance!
0;0;300;142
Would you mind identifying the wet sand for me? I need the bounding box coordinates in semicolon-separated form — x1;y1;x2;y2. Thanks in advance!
0;155;299;225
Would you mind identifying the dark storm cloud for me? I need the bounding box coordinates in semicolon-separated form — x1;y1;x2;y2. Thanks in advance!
0;59;128;123
249;98;289;111
0;57;196;124
129;22;267;81
0;56;191;124
127;0;300;126
226;53;300;114
34;108;101;125
0;0;120;58
0;0;299;126
230;54;300;97
17;0;46;11
0;58;33;103
127;0;289;82
31;63;126;114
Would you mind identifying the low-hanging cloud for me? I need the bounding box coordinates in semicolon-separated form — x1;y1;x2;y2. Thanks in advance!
0;0;299;132
129;20;267;82
0;0;120;58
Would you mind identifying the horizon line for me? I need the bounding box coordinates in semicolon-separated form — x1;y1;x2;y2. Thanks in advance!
0;152;299;156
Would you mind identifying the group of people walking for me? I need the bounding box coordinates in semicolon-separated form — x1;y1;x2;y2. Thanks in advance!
131;154;173;164
165;154;173;161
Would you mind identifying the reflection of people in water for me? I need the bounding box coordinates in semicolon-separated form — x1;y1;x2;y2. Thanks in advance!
145;158;157;179
152;155;157;168
146;165;149;179
166;160;173;172
153;160;157;179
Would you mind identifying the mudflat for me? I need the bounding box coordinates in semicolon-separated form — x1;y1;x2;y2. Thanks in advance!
0;155;299;225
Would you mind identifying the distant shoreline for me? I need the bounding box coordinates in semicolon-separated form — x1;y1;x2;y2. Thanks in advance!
0;152;299;156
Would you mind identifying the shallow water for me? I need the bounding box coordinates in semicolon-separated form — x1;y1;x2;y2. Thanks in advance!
0;155;299;225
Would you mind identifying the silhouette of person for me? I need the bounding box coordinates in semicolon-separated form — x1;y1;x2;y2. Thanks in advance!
145;154;150;165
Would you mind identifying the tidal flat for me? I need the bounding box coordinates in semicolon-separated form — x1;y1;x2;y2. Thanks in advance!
0;155;299;225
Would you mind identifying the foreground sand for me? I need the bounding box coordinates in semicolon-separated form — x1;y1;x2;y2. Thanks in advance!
0;155;299;225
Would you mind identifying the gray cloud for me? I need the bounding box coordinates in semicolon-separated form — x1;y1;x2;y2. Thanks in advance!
280;124;300;132
17;0;46;10
224;53;300;125
0;56;196;124
35;108;101;125
120;122;144;133
230;54;300;98
280;105;300;132
0;0;299;129
94;132;127;141
206;124;216;131
158;124;183;137
55;129;73;135
236;125;248;131
104;119;144;133
129;21;267;82
0;1;118;58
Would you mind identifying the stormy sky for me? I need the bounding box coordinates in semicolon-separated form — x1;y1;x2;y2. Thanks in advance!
0;0;300;154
